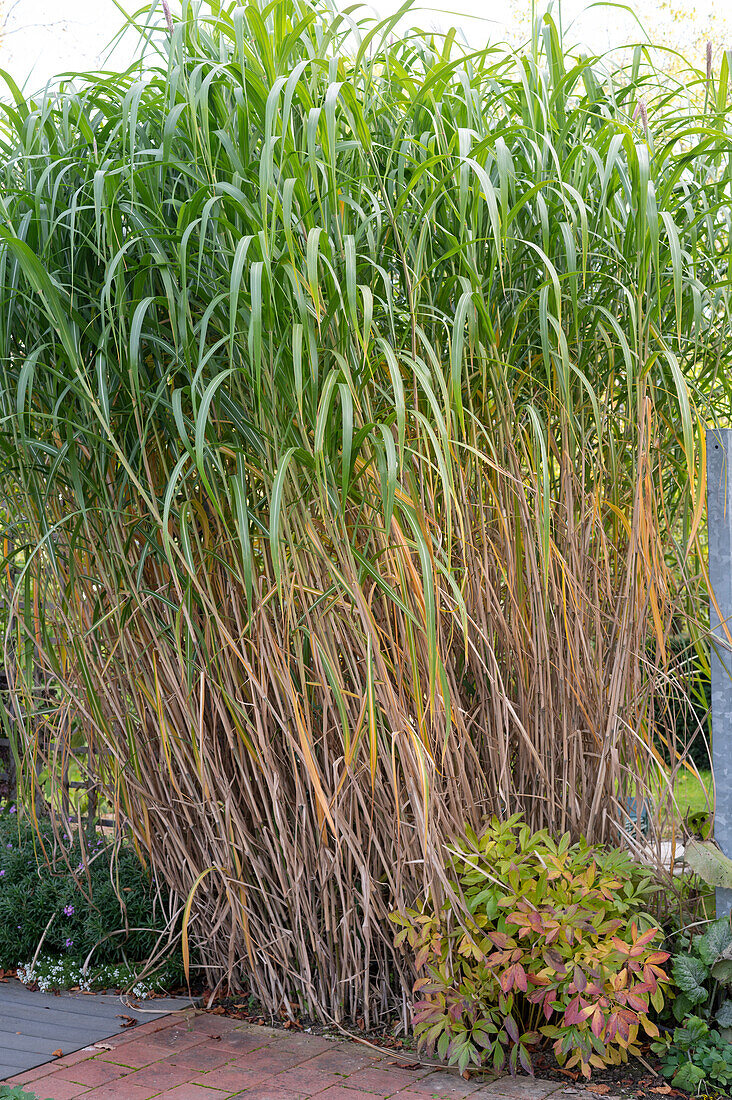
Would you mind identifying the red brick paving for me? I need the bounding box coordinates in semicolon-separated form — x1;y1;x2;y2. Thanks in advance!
1;1010;603;1099
55;1061;130;1088
152;1085;231;1100
35;1082;87;1100
122;1063;195;1091
81;1085;157;1100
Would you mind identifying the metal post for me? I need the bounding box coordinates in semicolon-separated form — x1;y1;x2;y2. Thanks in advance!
706;428;732;917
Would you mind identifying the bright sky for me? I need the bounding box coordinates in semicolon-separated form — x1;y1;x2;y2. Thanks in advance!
2;0;731;90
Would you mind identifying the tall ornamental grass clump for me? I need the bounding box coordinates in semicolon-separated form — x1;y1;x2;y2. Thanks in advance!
0;0;727;1023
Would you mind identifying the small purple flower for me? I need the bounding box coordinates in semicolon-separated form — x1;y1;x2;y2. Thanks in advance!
65;938;74;949
63;904;75;917
0;870;5;877
9;805;16;814
6;843;12;849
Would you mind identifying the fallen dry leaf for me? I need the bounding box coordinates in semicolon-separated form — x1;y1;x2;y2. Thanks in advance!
51;1049;63;1058
388;1060;419;1070
116;1014;138;1028
650;1088;672;1095
586;1086;610;1095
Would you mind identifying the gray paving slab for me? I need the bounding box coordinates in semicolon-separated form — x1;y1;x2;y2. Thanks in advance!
0;978;195;1076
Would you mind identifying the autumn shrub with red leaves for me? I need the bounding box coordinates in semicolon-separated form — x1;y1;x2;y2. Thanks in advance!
391;816;669;1078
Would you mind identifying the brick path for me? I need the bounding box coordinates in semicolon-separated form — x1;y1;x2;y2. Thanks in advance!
2;1011;609;1100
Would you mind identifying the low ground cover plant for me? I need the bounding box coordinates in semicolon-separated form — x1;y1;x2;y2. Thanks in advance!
0;805;180;982
653;1015;732;1094
667;916;732;1027
392;816;669;1078
650;915;732;1093
15;953;182;997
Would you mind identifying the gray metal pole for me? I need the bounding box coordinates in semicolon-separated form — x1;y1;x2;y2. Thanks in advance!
706;428;732;917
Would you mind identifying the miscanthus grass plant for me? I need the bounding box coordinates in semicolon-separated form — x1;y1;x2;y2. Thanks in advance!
0;0;728;1023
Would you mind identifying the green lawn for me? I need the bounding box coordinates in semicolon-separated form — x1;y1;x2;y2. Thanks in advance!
674;768;713;821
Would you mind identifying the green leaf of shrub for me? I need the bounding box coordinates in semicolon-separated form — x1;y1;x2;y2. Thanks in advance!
698;917;732;966
711;946;732;986
672;992;693;1023
671;1061;707;1091
685;840;732;889
672;1015;709;1052
672;955;709;1005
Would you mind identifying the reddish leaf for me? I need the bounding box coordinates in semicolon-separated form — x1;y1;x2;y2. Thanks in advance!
415;945;430;970
501;962;528;993
543;948;565;971
633;926;659;946
564;994;583;1026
